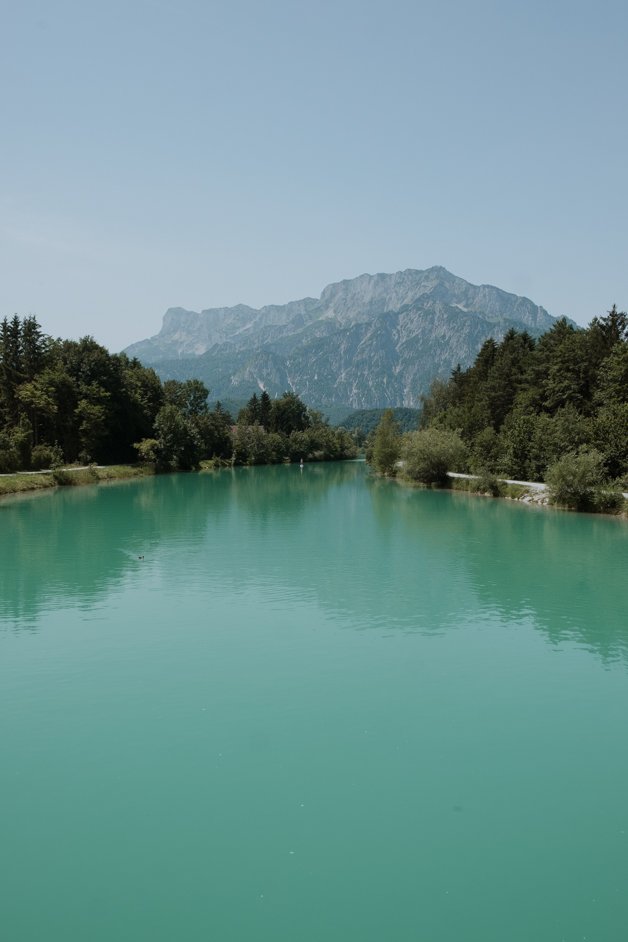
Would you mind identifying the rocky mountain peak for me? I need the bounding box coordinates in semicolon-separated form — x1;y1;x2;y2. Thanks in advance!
123;267;561;409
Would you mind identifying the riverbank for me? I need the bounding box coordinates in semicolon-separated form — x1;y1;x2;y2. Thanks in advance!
380;461;627;516
441;471;627;517
0;464;156;500
0;456;345;501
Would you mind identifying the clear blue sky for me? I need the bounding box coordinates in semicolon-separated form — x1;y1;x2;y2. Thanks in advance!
2;0;626;350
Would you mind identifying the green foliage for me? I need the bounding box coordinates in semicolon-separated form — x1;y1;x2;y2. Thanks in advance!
11;416;33;470
259;390;272;428
0;317;356;476
545;449;605;509
0;429;19;472
194;410;233;459
417;304;628;490
469;427;503;474
163;378;209;416
231;424;274;465
31;443;64;470
401;428;467;484
269;391;310;435
591;402;628;479
474;472;505;497
229;390;354;464
595;343;628;407
341;407;420;440
153;404;203;471
238;392;261;426
52;467;99;486
370;409;401;475
134;438;160;464
419;377;458;429
230;403;356;466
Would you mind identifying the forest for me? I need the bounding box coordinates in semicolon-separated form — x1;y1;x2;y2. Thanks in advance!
369;306;628;509
0;316;356;473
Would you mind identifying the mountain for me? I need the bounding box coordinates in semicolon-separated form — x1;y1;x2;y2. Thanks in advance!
124;267;559;409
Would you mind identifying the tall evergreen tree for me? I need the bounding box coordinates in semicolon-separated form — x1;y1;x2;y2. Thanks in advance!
259;390;272;428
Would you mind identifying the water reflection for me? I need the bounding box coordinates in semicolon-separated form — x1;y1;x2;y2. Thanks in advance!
0;464;361;627
2;463;628;664
0;475;222;626
367;482;628;663
445;491;628;662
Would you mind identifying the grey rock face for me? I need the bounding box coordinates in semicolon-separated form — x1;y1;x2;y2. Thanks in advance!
124;267;559;408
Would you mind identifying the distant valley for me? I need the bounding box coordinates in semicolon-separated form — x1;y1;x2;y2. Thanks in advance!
124;267;560;411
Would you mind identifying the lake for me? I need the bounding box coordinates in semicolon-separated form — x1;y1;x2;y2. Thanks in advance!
1;460;628;941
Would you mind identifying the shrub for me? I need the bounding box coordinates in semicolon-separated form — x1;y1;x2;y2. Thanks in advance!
52;467;98;486
474;472;504;497
401;428;467;485
52;468;73;485
31;443;64;470
592;490;625;514
545;449;606;509
134;438;159;464
0;432;19;473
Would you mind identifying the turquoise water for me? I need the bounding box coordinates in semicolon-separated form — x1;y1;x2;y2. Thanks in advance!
1;461;628;941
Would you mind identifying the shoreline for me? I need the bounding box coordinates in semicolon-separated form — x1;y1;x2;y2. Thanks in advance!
0;456;356;503
0;464;156;502
3;461;627;521
384;469;628;520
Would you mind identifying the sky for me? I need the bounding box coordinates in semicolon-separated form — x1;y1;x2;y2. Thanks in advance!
1;0;626;351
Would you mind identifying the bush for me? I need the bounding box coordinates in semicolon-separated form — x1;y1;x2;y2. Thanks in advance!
52;467;98;486
401;428;467;484
30;443;64;470
474;472;504;497
545;449;606;509
52;468;73;485
592;490;625;514
0;432;19;473
134;438;159;464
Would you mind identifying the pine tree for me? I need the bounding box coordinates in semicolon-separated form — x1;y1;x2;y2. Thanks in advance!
259;390;272;428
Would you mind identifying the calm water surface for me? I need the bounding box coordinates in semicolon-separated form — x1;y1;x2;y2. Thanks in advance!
1;461;628;941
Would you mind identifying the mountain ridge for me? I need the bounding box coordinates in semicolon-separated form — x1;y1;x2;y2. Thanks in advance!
124;267;561;409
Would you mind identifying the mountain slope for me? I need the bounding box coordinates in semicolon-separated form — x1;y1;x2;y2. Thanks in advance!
124;267;560;408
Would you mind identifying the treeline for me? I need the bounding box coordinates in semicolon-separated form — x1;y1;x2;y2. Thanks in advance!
338;407;421;442
0;316;356;472
419;307;628;481
0;316;165;471
369;306;628;509
230;391;357;465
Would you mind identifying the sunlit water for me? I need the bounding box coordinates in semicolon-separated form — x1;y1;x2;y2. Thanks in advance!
1;461;628;941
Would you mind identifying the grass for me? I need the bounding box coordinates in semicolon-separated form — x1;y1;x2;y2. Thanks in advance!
0;473;57;497
445;475;529;498
0;463;156;499
93;464;156;482
199;457;232;471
